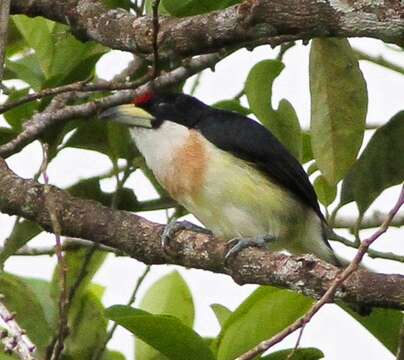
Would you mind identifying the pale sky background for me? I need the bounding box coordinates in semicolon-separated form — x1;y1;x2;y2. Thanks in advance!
1;38;403;359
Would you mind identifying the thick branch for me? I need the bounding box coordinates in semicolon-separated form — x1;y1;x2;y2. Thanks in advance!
11;0;404;59
0;158;403;310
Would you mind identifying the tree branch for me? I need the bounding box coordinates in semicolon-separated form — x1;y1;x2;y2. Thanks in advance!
10;0;404;59
0;157;403;310
0;52;224;158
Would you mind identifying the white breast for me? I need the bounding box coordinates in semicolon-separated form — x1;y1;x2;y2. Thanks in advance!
130;121;190;181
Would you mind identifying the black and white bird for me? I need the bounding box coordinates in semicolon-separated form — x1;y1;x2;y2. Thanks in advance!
101;92;342;266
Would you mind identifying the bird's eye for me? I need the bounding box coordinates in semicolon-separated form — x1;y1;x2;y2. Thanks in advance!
156;102;170;112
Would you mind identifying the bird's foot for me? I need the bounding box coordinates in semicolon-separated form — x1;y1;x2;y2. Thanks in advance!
224;235;276;267
161;219;212;254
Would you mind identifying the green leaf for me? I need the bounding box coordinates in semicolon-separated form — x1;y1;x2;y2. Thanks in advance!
65;120;111;155
51;248;107;302
274;99;302;160
309;38;368;185
5;20;26;57
245;60;283;128
44;23;107;86
314;175;337;206
67;176;139;211
245;60;302;159
102;0;132;10
65;120;136;160
106;306;215;360
210;304;232;328
145;0;170;15
212;100;251;116
340;111;404;213
0;220;42;267
64;289;108;360
21;278;57;330
137;271;194;360
67;177;112;205
340;304;403;354
161;0;240;17
307;162;318;176
5;55;45;90
0;273;53;357
13;15;54;77
107;122;137;161
2;88;39;131
217;286;313;360
260;348;324;360
13;16;106;86
0;127;17;146
302;132;314;164
0;352;17;359
102;350;127;360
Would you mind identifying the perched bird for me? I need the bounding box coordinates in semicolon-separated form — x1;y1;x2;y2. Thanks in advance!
101;92;343;266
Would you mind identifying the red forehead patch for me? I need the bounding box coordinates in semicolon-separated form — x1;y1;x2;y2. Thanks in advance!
132;91;154;106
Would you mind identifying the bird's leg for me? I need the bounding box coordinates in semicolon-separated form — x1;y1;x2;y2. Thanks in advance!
161;218;212;253
224;235;276;266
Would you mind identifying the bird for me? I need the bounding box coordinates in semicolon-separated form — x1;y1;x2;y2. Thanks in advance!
101;91;343;266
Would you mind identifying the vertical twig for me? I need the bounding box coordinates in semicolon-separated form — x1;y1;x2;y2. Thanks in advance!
189;72;203;95
41;144;69;360
276;41;295;61
151;0;161;77
0;297;36;360
0;0;10;94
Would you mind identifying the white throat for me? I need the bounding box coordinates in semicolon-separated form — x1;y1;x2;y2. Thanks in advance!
130;121;190;178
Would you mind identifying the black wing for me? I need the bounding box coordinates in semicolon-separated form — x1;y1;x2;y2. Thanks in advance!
195;109;325;221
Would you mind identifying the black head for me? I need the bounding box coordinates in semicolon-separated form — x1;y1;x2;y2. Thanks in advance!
132;92;210;129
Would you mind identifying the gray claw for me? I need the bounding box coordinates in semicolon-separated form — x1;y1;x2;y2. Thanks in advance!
224;235;275;266
161;219;211;254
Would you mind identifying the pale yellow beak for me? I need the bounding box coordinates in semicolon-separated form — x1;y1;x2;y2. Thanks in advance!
100;104;154;128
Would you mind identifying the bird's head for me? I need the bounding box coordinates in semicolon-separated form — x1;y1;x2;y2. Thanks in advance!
100;92;209;130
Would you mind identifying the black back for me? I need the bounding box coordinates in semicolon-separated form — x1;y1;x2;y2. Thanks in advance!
195;110;324;221
138;93;324;221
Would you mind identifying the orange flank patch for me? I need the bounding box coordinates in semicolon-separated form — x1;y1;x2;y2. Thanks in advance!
161;130;208;200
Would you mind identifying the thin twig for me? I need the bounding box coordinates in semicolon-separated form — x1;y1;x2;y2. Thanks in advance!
237;185;404;360
331;234;404;263
0;297;36;360
92;265;151;360
41;143;69;360
2;239;121;256
286;321;306;360
151;0;161;77
189;72;203;96
0;73;153;115
67;246;98;304
276;41;295;61
0;51;226;159
354;48;404;76
0;0;10;94
333;210;404;229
